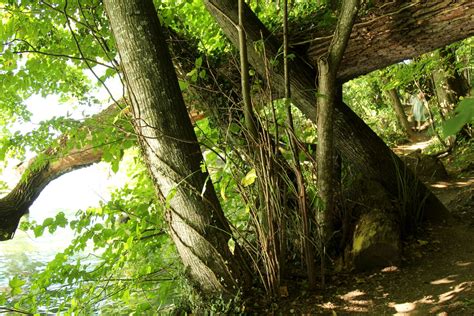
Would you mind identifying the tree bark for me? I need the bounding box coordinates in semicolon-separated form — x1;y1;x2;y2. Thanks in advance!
301;0;474;81
104;0;250;296
316;0;360;285
386;88;416;139
205;0;449;226
432;48;470;119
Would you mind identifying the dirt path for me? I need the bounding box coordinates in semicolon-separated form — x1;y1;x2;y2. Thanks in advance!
275;138;474;315
279;197;473;315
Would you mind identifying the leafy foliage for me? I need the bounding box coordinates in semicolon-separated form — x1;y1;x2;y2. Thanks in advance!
8;151;183;314
443;95;474;137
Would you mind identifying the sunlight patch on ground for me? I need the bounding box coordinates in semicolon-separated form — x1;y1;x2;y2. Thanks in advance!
381;265;399;273
339;289;365;300
393;138;435;155
339;290;373;313
454;178;474;186
430;176;474;189
387;281;473;315
316;289;373;313
431;182;448;188
389;301;417;313
438;282;471;304
430;275;458;285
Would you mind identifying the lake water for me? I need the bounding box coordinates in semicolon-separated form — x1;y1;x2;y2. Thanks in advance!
0;213;76;290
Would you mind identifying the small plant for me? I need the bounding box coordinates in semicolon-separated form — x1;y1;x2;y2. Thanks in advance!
392;155;429;235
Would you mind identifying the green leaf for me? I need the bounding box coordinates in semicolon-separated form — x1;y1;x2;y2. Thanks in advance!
195;57;203;68
241;168;257;187
43;217;54;226
122;289;130;303
55;212;68;228
9;276;26;295
165;187;177;208
220;182;227;201
227;238;235;255
111;159;120;173
443;97;474;137
178;80;189;91
33;225;45;237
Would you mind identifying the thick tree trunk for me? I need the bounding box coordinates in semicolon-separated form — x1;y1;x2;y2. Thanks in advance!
433;70;456;119
205;0;449;226
301;0;474;81
104;0;250;296
386;88;416;139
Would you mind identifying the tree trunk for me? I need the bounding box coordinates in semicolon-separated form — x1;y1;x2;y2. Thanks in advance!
205;0;449;226
104;0;250;296
316;0;360;285
386;88;416;139
302;0;474;81
432;48;470;119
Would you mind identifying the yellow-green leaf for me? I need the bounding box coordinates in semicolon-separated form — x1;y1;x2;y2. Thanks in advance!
241;168;257;187
220;184;227;201
228;238;235;255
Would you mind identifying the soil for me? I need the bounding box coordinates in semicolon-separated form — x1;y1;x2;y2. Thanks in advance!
272;136;474;315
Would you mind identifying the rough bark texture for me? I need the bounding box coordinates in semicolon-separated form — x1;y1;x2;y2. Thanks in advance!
298;0;474;81
104;0;250;296
316;0;359;249
386;88;415;139
205;0;450;225
433;70;455;119
432;48;470;120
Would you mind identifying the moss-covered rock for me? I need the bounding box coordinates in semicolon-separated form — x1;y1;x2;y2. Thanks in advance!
352;209;400;271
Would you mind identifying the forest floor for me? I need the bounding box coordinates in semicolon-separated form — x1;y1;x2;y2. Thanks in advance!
274;135;474;315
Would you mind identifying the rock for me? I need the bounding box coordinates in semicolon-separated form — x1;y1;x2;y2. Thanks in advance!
401;150;448;181
352;209;400;271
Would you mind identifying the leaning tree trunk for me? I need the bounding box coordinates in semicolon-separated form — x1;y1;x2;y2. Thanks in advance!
386;88;416;139
104;0;250;296
303;0;474;81
205;0;450;226
0;27;211;241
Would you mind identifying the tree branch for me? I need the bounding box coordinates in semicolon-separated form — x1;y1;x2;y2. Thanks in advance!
0;103;123;240
326;0;359;72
